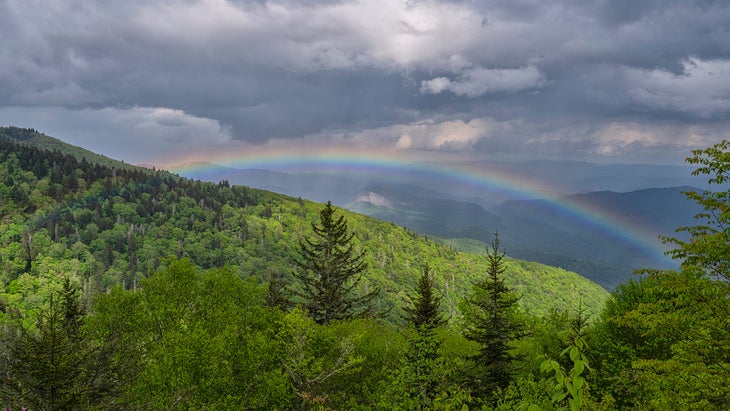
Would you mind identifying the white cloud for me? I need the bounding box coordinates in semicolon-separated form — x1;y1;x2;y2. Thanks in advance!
419;77;452;94
341;118;504;151
588;121;723;158
420;64;546;97
515;120;727;161
395;133;413;149
123;107;233;145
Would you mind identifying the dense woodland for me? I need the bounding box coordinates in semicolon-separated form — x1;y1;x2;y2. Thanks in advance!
0;127;727;410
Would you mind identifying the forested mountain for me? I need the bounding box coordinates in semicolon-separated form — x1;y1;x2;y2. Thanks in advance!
0;126;137;171
1;127;727;410
176;157;701;288
0;127;606;323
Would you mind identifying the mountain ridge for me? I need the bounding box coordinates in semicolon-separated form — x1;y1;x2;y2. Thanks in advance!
0;125;140;171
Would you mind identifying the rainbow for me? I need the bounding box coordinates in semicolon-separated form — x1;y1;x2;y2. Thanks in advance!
163;146;672;260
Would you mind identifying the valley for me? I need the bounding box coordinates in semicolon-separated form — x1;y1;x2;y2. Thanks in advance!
176;160;702;288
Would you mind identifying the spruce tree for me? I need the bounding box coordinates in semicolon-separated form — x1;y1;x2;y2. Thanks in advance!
292;201;378;324
460;232;525;403
265;272;291;311
399;265;448;409
404;264;446;332
1;279;94;410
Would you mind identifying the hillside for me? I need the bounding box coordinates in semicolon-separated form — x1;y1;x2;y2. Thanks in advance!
176;159;700;288
0;126;140;171
0;128;607;320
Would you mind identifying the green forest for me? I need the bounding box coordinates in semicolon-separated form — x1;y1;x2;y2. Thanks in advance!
0;126;728;410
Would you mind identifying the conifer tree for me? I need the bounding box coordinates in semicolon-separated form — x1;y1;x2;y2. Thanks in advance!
399;265;448;409
460;232;525;403
265;272;291;311
404;264;446;332
1;278;95;410
292;201;378;324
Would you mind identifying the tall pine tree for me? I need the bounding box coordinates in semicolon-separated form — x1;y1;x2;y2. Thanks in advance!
0;278;104;410
399;265;448;410
404;264;446;332
460;232;525;403
291;201;378;324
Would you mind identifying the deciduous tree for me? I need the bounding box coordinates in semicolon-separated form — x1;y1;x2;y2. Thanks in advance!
592;140;730;409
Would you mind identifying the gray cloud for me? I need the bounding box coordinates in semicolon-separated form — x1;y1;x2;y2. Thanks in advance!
0;106;232;163
1;0;730;164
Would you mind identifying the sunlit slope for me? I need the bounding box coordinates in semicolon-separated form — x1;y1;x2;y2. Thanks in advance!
338;211;608;318
0;128;609;319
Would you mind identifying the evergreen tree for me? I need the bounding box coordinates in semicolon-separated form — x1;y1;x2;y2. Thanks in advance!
399;265;448;409
291;201;379;324
265;272;291;311
404;264;446;332
460;232;525;403
0;278;97;410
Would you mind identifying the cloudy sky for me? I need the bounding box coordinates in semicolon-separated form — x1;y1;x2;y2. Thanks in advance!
2;0;730;166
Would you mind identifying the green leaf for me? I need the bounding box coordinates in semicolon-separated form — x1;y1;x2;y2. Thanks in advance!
552;391;567;402
573;377;584;391
566;381;576;397
569;346;579;362
573;360;585;376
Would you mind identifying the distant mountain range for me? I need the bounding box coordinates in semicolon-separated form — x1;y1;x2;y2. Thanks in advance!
172;159;706;206
174;161;705;288
350;184;701;288
455;160;705;194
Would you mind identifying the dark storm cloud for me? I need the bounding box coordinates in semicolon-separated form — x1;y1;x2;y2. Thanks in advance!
1;0;730;162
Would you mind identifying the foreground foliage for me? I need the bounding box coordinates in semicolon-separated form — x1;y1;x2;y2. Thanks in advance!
589;140;730;410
